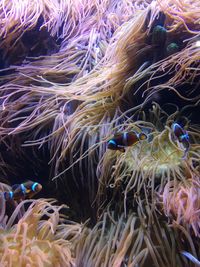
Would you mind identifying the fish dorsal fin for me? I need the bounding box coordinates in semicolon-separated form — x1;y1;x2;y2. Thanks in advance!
26;189;31;194
113;132;122;138
12;184;20;191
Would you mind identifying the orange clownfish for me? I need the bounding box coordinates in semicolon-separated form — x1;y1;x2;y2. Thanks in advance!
172;123;190;158
3;181;42;202
107;131;147;152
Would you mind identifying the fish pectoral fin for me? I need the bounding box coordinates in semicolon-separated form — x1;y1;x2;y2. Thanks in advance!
113;132;122;137
27;192;35;199
118;145;126;152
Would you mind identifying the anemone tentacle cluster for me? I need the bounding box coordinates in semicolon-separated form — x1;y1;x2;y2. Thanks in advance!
0;192;83;267
0;0;199;266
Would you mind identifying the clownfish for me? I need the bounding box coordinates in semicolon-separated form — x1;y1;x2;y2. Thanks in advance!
172;123;190;158
107;131;147;152
3;181;42;202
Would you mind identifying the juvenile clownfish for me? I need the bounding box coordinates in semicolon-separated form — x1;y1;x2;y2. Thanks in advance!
4;181;42;202
107;131;147;152
172;123;190;158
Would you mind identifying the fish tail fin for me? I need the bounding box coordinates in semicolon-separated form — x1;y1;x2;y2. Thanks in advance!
4;191;13;201
138;132;147;140
119;147;126;152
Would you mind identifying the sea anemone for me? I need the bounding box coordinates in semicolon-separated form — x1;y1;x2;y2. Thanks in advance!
0;0;199;265
74;206;199;267
0;196;75;267
162;176;200;237
0;0;199;182
95;103;200;217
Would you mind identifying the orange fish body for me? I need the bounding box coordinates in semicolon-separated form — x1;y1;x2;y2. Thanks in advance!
172;123;190;158
107;131;147;152
172;123;186;141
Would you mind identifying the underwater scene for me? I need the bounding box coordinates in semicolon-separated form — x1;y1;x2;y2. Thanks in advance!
0;0;200;266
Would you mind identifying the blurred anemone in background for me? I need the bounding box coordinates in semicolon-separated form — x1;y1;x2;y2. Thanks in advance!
162;177;200;237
